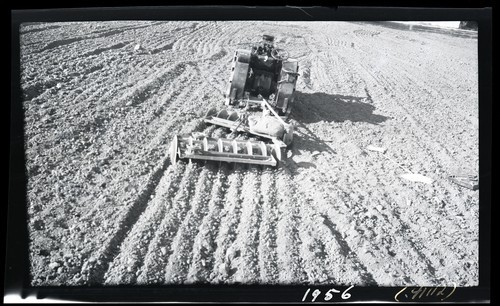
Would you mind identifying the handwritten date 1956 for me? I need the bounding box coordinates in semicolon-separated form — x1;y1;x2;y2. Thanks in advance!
302;285;354;302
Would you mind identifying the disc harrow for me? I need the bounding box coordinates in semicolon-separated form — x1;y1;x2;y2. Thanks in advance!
169;34;298;168
170;134;282;167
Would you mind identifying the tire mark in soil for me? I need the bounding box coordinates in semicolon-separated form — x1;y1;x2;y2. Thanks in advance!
87;21;166;37
393;211;438;280
186;164;230;283
353;29;380;37
136;162;201;284
150;42;175;54
115;62;190;108
373;186;466;285
82;41;131;57
383;55;468;119
35;57;153;160
320;115;472;285
22;62;105;101
337;52;463;175
319;187;414;285
275;167;308;284
172;22;199;33
86;154;172;284
344;50;474;172
38;37;85;52
36;22;166;53
209;49;228;61
210;164;244;283
257;168;279;283
103;163;185;284
228;166;262;284
171;22;213;60
321;215;377;285
306;133;437;285
293;187;364;285
311;29;359;96
315;162;435;285
163;163;218;283
20;24;62;34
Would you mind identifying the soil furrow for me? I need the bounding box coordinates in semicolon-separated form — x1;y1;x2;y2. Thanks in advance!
311;148;461;286
289;164;376;285
210;165;245;283
103;163;185;284
257;169;279;283
86;155;171;284
35;22;165;53
275;167;308;284
20;24;62;34
186;165;230;283
311;121;476;286
229;166;263;283
339;53;473;179
343;47;477;173
82;41;131;57
136;162;201;284
163;164;218;283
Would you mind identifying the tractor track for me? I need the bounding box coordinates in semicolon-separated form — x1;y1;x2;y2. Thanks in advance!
135;162;202;284
163;164;218;283
257;169;280;283
103;163;184;284
301;126;476;285
186;164;231;283
228;166;263;283
210;163;245;283
88;155;173;284
343;34;478;173
274;167;308;284
23;21;479;287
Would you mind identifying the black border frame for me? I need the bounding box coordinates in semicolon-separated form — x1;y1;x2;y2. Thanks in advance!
7;5;492;303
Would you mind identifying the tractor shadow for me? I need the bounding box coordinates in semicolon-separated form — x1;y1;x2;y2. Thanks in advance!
283;92;390;172
292;91;390;125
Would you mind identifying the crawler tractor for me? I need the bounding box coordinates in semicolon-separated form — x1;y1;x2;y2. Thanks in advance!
170;35;299;167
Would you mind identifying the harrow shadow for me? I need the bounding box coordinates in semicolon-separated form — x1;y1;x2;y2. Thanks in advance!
283;134;330;174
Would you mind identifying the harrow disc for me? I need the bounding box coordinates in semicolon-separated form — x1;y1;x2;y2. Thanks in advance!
227;111;239;121
217;109;229;119
205;107;217;118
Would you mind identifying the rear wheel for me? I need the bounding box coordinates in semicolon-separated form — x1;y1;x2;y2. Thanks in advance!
277;99;293;117
225;51;241;106
270;143;283;169
283;130;293;146
226;87;237;106
170;136;179;164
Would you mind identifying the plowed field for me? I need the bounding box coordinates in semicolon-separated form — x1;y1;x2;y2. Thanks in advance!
20;21;479;287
